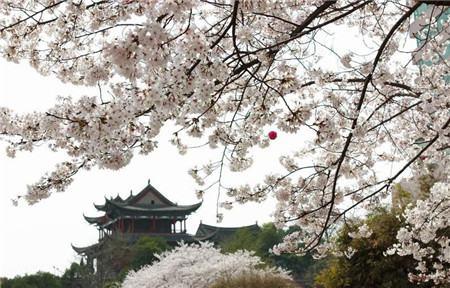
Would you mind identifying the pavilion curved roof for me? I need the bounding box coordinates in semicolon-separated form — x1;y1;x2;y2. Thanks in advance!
94;183;187;209
194;223;260;243
71;239;107;256
83;214;109;226
86;182;202;223
103;199;202;217
101;183;178;206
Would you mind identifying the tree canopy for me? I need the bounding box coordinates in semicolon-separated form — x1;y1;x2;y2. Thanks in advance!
221;223;325;287
315;207;425;288
0;1;449;285
93;236;170;284
1;272;62;288
122;242;292;288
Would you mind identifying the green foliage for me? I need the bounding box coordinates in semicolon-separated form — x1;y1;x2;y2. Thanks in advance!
392;173;436;210
101;236;170;283
102;238;134;275
255;224;285;259
61;261;95;288
222;223;285;260
129;236;169;270
221;227;260;254
277;253;327;287
1;262;96;288
102;281;121;288
392;183;413;209
221;223;324;287
314;258;350;288
315;207;432;288
1;272;62;288
209;273;299;288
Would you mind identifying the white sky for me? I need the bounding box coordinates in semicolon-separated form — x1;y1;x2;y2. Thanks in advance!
0;57;309;278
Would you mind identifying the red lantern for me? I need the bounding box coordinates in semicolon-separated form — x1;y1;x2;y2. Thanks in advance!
268;131;277;140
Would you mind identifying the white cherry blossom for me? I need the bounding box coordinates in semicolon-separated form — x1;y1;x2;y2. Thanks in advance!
122;242;291;288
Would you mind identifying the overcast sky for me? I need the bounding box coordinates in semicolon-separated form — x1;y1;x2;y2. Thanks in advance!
0;57;309;278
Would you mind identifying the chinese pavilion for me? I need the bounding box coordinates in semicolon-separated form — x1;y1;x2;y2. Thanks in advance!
72;181;259;284
74;181;201;247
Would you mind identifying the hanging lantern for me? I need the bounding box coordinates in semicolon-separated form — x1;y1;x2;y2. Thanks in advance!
268;131;277;140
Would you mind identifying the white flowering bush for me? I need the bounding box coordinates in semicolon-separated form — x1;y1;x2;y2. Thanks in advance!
314;206;419;287
0;0;449;279
388;182;450;285
121;242;291;288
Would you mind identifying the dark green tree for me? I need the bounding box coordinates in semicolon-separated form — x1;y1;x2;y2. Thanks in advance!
1;272;62;288
106;236;170;283
61;261;95;288
221;223;324;287
221;227;260;254
129;236;169;271
314;207;434;288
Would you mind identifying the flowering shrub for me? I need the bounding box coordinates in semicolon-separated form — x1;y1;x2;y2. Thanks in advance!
314;207;419;288
121;242;291;288
388;182;450;285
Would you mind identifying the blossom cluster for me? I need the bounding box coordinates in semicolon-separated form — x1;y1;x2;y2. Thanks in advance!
348;223;373;239
121;242;290;288
387;182;450;285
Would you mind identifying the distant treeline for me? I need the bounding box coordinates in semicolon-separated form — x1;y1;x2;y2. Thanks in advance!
2;213;432;288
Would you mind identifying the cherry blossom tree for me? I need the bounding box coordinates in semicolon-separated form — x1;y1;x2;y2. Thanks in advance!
0;0;449;282
388;181;450;285
121;242;291;288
